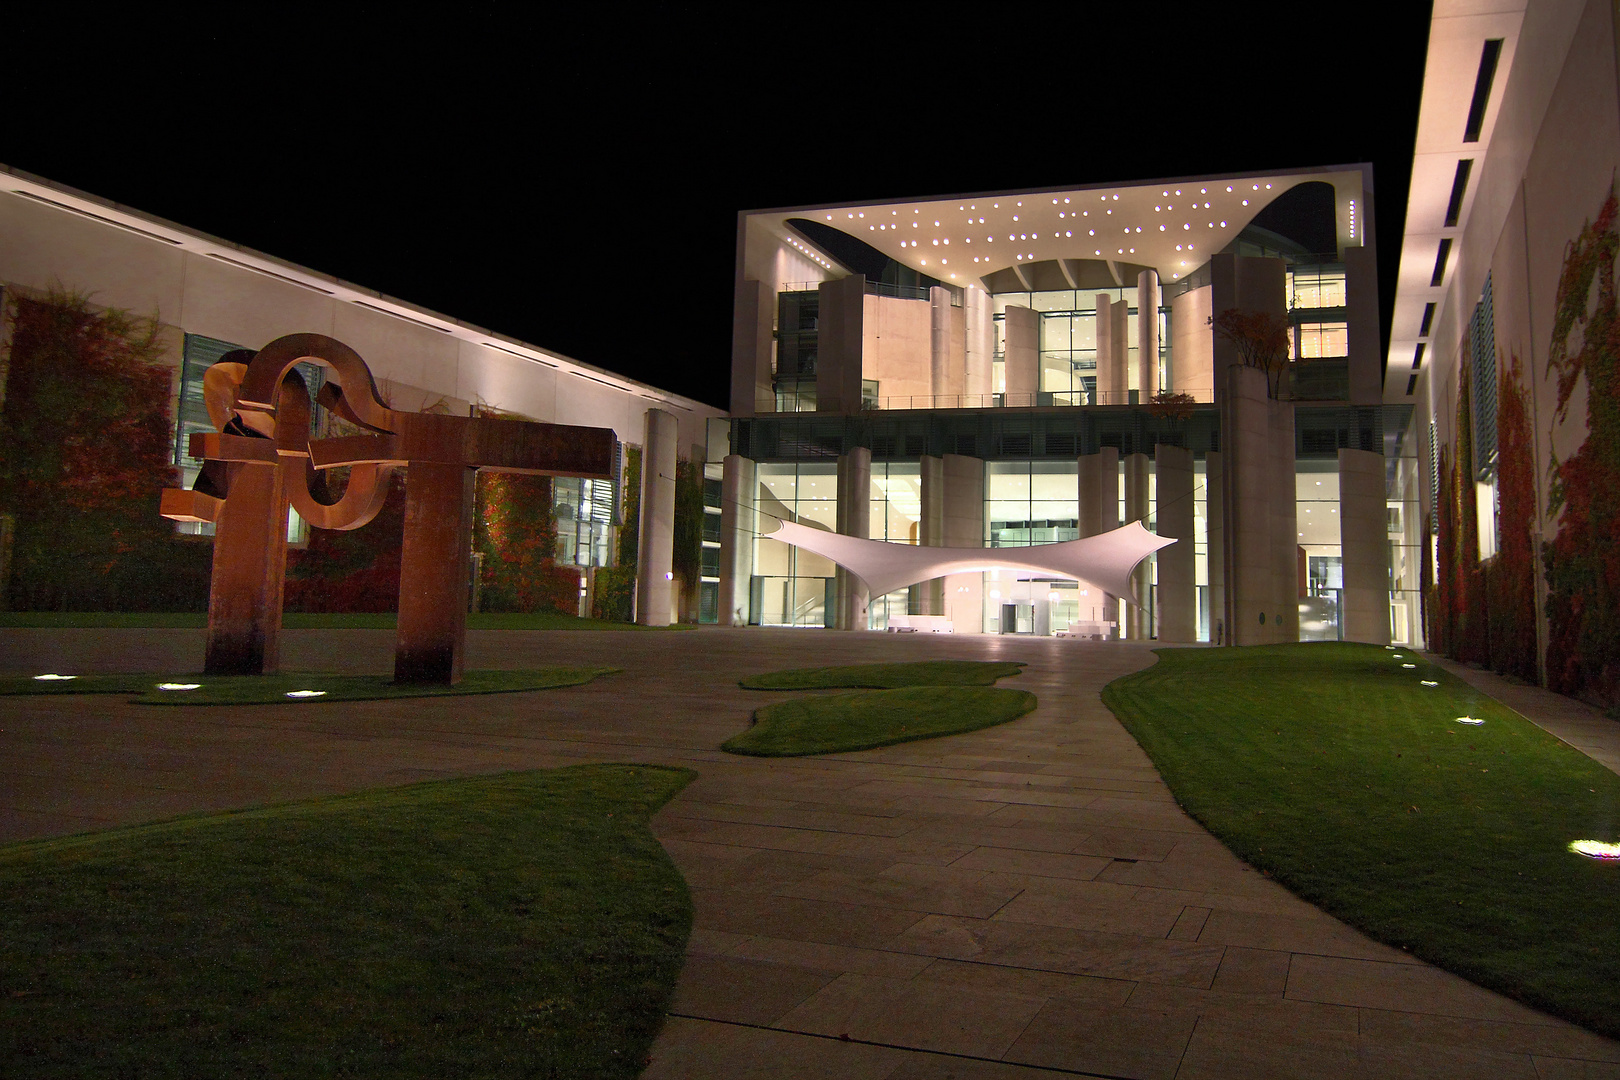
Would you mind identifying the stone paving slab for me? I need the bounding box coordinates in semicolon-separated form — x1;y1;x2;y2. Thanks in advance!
3;627;1620;1077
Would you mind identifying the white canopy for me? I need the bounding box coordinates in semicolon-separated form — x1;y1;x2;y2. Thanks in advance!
763;519;1176;606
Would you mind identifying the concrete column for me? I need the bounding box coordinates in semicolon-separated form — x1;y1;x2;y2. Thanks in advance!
942;453;984;633
816;275;865;415
1344;246;1382;405
1269;397;1299;643
930;287;952;404
836;445;871;629
1101;296;1114;404
1207;451;1225;644
636;408;678;626
1156;444;1196;642
1124;452;1151;639
1112;300;1130;400
731;278;775;416
914;454;945;616
1340;447;1392;643
964;288;994;400
1221;364;1274;646
1137;270;1160;399
718;453;757;626
1003;305;1038;402
1079;447;1120;633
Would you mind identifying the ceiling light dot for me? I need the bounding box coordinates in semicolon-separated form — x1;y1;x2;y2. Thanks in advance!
1065;230;1071;237
1226;186;1233;192
1200;188;1207;194
1160;225;1166;231
1242;199;1249;206
1184;224;1191;230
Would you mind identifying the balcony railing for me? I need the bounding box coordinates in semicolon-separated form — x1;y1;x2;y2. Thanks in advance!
869;389;1215;411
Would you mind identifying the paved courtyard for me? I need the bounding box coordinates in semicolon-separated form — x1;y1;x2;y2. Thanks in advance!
2;627;1617;1078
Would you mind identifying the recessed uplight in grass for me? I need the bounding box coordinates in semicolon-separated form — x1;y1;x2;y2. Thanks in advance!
1570;840;1620;860
157;683;201;691
1454;716;1484;725
285;690;327;699
1421;680;1439;687
1402;663;1417;669
33;674;76;681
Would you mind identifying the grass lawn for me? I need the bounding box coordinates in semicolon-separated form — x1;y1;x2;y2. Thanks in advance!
0;612;686;631
0;668;616;705
0;765;695;1079
724;686;1037;756
740;659;1026;690
1102;642;1620;1038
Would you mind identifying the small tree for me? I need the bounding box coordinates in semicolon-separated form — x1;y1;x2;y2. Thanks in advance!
1213;308;1292;398
1147;390;1197;443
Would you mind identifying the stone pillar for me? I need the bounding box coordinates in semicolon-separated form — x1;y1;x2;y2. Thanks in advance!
1003;305;1038;402
1095;295;1116;402
718;453;757;627
1207;451;1225;644
964;288;994;400
1340;447;1392;643
930;287;952;404
395;461;475;684
836;446;871;629
1222;364;1274;646
1156;444;1196;642
1269;397;1299;643
1124;452;1151;639
942;453;984;633
204;460;291;675
1137;270;1160;399
731;278;775;416
636;408;678;626
817;275;865;415
914;454;945;616
1079;447;1120;632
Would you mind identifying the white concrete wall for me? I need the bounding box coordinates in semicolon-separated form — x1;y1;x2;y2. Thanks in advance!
0;184;723;459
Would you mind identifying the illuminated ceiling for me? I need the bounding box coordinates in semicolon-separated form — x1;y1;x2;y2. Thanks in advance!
744;167;1367;291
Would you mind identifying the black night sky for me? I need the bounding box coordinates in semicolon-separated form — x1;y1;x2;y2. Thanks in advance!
3;8;1433;410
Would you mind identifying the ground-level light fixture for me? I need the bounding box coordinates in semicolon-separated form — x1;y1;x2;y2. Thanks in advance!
33;674;76;681
286;690;327;698
1569;840;1620;860
157;683;201;691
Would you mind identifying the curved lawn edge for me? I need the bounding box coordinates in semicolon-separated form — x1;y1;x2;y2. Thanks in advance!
0;764;695;1079
739;659;1027;691
1101;642;1620;1040
723;685;1038;756
0;668;618;705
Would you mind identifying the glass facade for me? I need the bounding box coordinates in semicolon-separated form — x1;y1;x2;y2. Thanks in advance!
752;463;838;626
1296;462;1343;641
552;477;616;568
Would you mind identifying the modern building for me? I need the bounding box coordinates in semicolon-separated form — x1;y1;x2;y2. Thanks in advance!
0;164;726;624
1392;0;1620;705
722;165;1407;646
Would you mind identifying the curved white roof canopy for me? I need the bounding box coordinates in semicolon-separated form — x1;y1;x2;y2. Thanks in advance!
765;519;1175;606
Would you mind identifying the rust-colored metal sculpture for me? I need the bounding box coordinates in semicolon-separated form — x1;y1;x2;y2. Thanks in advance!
162;334;614;684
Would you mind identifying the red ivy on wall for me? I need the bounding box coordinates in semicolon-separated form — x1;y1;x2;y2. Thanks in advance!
1543;187;1620;706
1489;349;1538;682
0;293;210;610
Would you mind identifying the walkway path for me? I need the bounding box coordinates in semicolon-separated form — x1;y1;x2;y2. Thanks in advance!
2;628;1617;1078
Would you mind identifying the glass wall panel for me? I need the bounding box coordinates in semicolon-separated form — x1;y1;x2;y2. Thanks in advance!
1297;461;1342;641
753;463;838;626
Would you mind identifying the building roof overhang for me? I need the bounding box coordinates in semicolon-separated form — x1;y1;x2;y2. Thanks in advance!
741;165;1370;293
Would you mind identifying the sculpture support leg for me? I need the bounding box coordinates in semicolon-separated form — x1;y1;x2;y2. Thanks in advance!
204;461;290;675
395;462;474;684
